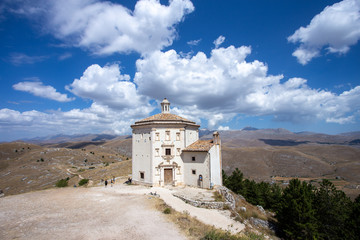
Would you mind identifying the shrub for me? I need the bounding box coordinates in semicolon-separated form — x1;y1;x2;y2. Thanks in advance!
201;230;242;240
163;208;171;214
56;178;68;187
78;179;89;186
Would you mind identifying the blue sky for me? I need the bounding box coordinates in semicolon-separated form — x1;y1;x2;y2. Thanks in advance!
1;0;360;141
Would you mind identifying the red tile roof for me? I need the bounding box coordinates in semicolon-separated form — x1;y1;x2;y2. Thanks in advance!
132;113;199;127
182;139;214;152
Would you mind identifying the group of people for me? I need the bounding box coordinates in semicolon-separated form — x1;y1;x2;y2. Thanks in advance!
102;177;116;187
102;177;132;187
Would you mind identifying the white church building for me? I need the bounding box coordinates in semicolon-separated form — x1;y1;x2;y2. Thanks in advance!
131;98;222;188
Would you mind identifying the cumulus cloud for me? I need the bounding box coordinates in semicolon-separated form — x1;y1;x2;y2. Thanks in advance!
13;81;74;102
213;35;225;48
0;104;142;141
66;63;152;112
14;0;194;55
135;45;360;128
2;62;155;141
218;126;230;131
288;0;360;64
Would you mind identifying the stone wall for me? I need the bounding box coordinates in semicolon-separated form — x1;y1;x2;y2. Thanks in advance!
172;186;235;210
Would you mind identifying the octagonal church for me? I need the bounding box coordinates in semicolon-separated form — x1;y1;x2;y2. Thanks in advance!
131;98;222;188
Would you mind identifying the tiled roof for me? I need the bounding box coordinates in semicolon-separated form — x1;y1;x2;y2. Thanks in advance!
182;140;214;152
134;113;197;125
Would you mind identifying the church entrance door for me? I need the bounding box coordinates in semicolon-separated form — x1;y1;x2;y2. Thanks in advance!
164;169;173;185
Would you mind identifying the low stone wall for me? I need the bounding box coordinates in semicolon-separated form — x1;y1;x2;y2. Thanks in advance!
217;186;235;209
173;193;231;209
172;186;235;210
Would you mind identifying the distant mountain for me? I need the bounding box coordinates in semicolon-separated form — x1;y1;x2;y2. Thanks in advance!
199;129;214;138
21;133;119;145
242;126;258;131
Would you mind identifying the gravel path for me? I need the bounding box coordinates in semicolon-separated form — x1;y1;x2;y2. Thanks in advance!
0;187;187;240
0;183;245;239
96;183;245;234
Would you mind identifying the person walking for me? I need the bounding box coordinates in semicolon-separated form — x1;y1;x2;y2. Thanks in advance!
105;179;108;188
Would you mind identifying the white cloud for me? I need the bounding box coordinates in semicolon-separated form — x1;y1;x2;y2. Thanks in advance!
2;62;155;141
213;35;225;48
66;63;152;113
15;0;194;56
0;101;153;141
135;45;360;128
13;81;74;102
9;53;48;65
187;39;201;46
218;126;230;131
58;52;72;60
288;0;360;64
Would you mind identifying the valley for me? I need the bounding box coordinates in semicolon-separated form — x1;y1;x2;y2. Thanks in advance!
1;128;360;198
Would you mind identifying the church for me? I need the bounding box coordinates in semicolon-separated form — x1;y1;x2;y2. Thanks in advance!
131;98;222;188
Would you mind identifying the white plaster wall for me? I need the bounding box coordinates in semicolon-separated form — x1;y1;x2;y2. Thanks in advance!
182;152;210;188
184;128;199;147
209;145;222;186
132;128;152;184
151;127;186;186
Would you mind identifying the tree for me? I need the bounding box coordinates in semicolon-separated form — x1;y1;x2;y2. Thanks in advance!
314;179;353;239
223;168;244;194
349;195;360;239
276;179;318;239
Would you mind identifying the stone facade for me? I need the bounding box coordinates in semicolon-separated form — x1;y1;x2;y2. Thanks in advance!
131;98;222;188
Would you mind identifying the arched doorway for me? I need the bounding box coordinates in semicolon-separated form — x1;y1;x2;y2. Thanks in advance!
198;174;203;188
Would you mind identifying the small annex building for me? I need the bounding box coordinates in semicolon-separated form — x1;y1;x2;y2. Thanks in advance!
131;98;222;188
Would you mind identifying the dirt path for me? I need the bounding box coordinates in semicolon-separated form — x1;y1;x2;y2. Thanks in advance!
0;187;187;240
0;183;245;239
66;168;84;179
97;183;245;234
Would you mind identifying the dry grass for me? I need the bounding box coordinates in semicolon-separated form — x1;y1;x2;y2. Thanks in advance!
213;191;225;202
152;197;265;240
0;141;132;195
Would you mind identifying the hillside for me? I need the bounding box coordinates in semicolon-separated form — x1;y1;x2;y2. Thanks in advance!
1;129;360;198
217;129;360;198
0;141;131;196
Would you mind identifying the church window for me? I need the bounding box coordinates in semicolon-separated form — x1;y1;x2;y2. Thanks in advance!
176;132;180;141
166;131;170;141
155;132;160;141
140;172;144;180
176;148;181;156
192;156;196;161
155;148;159;157
192;170;196;175
165;148;171;156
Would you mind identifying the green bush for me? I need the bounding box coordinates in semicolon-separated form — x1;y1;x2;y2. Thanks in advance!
163;208;171;214
56;178;68;187
201;230;245;240
78;178;89;186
